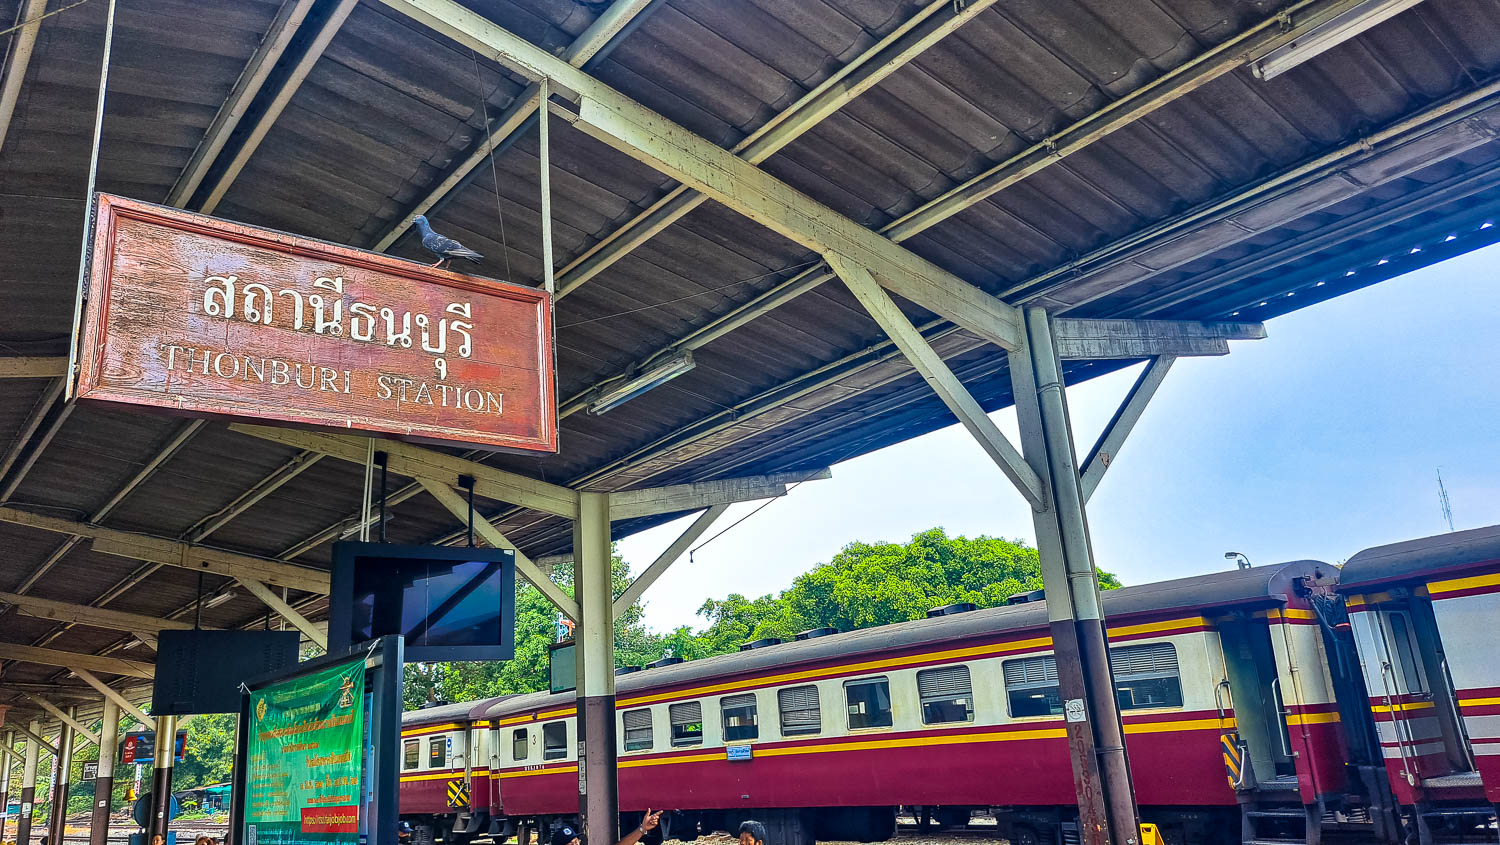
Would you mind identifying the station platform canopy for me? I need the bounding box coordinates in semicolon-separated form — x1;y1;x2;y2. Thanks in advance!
1;0;1499;723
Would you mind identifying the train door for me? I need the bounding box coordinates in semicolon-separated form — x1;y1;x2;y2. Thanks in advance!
1351;601;1468;793
1219;618;1297;788
1405;600;1476;777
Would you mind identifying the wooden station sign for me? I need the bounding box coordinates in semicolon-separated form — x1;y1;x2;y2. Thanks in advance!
74;194;556;452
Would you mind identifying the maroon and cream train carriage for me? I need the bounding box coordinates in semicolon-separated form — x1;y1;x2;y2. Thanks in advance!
1340;524;1500;844
396;561;1368;845
399;697;515;843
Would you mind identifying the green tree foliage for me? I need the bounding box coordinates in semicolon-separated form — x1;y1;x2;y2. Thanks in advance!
403;529;1120;707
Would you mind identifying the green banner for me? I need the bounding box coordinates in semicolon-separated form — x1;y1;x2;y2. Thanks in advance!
245;660;365;845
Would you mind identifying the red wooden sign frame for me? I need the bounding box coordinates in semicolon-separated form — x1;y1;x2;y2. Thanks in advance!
74;194;556;452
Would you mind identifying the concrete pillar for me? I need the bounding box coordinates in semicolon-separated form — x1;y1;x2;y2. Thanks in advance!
47;711;75;845
17;721;40;845
90;700;119;845
574;491;618;843
1;730;14;843
146;716;177;844
1008;307;1140;845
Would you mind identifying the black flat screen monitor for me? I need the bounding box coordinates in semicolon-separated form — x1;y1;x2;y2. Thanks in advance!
151;629;301;715
329;542;516;661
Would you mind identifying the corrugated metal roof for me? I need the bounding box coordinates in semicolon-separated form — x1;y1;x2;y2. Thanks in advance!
2;0;1499;715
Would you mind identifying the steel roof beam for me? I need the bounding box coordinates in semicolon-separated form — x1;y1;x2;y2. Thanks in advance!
0;0;47;155
8;720;57;756
549;87;1500;497
74;670;152;725
418;478;580;620
23;695;98;746
371;0;658;252
0;357;67;378
229;424;581;518
234;576;327;650
545;0;1391;422
165;0;320;207
0;506;330;594
197;0;360;215
827;252;1044;510
611;504;727;618
1079;356;1175;504
0;385;71;500
376;0;1023;352
182;449;324;544
606;469;832;520
1050;319;1265;360
0;643;153;679
552;0;999;298
0;591;201;635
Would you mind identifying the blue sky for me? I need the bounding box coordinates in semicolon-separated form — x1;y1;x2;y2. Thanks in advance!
617;243;1500;634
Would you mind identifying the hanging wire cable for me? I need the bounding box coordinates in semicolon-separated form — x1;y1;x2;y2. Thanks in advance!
470;50;514;282
687;451;855;562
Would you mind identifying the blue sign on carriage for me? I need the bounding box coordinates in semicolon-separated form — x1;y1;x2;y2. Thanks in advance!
726;745;753;762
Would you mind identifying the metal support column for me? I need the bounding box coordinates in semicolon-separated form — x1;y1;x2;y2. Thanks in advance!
146;715;177;844
47;709;75;845
1007;307;1140;845
90;699;120;845
17;721;40;845
1;730;14;843
573;491;618;843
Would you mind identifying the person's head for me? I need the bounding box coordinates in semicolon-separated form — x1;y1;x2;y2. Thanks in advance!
196;835;213;845
549;825;580;845
737;820;767;845
397;822;414;841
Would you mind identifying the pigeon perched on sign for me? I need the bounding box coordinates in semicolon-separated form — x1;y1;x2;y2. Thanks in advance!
412;215;483;269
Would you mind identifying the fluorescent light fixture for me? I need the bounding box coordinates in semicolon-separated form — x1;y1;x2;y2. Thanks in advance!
202;591;236;609
587;351;695;415
1249;0;1425;81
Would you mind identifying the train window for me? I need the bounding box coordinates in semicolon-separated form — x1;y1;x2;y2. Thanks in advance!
845;677;893;730
917;665;974;724
511;728;528;761
623;708;654;751
542;721;568;760
1003;655;1061;717
403;740;419;770
778;685;821;736
1111;643;1183;710
670;701;704;746
1387;612;1428;694
428;736;447;768
721;693;759;742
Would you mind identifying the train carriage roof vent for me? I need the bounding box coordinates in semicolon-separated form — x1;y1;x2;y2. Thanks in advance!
738;637;783;651
1006;589;1045;605
615;665;642;676
648;656;684;668
794;627;838;641
927;602;979;617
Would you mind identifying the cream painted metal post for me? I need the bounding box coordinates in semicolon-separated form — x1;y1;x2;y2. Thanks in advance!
1007;308;1139;845
573;491;618;844
90;699;120;845
1;730;14;843
46;708;75;845
17;721;40;845
147;716;177;844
